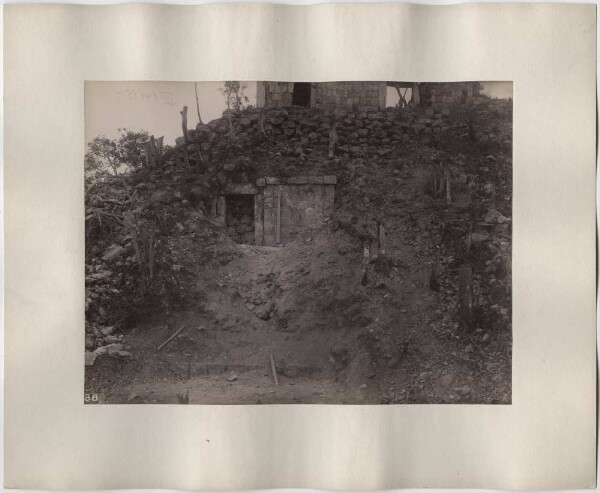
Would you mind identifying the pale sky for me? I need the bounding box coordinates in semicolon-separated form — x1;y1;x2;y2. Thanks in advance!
85;81;258;145
85;81;512;146
481;81;513;100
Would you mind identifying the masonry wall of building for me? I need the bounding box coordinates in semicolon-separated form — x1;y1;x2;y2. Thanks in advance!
255;177;336;246
261;82;295;108
419;82;481;106
260;82;386;112
216;176;336;246
313;82;386;112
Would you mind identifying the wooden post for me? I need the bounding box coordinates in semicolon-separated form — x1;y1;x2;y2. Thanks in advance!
216;196;227;226
144;142;152;167
254;193;264;246
458;264;474;332
378;222;386;255
411;82;421;106
429;249;440;291
361;240;370;286
276;188;281;244
270;353;279;386
180;106;191;144
258;109;267;139
328;123;338;158
155;136;164;166
147;223;155;279
194;143;204;167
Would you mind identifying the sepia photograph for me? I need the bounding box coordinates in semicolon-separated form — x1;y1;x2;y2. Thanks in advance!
84;80;512;404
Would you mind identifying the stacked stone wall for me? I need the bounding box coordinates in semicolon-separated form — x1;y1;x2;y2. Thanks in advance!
263;81;386;112
314;82;385;112
419;82;481;107
263;82;295;108
184;96;512;171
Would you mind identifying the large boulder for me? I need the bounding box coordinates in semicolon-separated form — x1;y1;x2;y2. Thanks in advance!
102;244;125;263
484;209;510;224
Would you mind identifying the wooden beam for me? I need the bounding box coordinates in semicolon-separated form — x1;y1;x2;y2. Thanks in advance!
157;325;186;352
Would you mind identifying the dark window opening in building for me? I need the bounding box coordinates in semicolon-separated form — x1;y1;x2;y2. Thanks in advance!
225;195;255;244
292;83;312;107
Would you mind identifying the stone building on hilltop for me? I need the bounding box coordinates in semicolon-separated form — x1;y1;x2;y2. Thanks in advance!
257;81;389;112
419;82;481;106
256;81;481;112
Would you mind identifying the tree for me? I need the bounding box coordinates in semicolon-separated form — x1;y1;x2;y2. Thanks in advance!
85;129;150;179
219;81;249;111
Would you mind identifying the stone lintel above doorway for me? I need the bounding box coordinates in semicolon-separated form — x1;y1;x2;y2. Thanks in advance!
222;183;259;195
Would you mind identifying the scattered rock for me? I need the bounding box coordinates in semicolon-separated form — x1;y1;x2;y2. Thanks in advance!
85;335;95;350
441;374;454;386
100;326;115;336
470;232;490;243
94;343;123;356
84;351;97;366
102;244;125;263
487;243;500;253
484;209;510;224
254;304;272;320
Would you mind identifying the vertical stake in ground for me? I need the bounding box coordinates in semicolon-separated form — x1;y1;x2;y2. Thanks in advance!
270;353;279;386
328;122;338;158
361;240;370;285
180;106;191;144
458;264;474;332
276;188;282;244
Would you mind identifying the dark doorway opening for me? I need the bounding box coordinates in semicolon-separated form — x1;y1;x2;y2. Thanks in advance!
292;83;312;107
225;195;255;244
